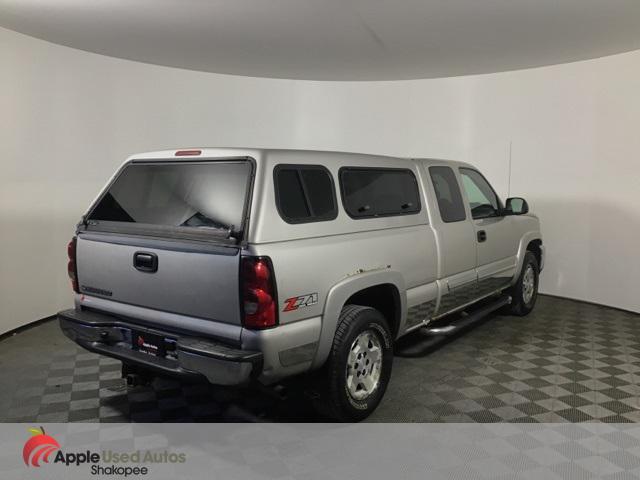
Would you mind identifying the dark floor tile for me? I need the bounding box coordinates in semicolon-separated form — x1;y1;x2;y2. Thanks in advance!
44;383;73;394
557;394;592;408
519;389;551;401
71;389;101;401
555;408;594;422
68;408;100;422
515;402;547;416
466;410;503;422
523;377;554;389
601;400;637;415
39;401;71;414
600;414;633;423
562;382;592;394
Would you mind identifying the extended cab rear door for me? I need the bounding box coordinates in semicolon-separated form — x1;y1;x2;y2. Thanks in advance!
425;164;479;315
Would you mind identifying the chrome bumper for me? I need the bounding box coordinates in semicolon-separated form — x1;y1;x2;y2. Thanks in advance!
58;309;262;386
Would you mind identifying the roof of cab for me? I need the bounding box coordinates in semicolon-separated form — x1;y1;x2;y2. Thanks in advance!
126;147;468;168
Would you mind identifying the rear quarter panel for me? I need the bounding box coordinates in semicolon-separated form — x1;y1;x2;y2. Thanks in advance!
250;225;437;325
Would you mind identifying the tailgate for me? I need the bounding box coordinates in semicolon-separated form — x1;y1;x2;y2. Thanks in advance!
77;234;241;324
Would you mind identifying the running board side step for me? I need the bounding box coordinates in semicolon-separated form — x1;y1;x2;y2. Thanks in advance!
424;295;512;336
395;294;512;358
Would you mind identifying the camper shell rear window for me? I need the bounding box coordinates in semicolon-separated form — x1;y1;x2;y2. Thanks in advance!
85;160;253;241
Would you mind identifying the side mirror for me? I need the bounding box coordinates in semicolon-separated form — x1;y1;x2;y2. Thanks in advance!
505;197;529;215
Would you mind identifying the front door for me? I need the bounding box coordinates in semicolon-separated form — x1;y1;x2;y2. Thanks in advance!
458;168;519;297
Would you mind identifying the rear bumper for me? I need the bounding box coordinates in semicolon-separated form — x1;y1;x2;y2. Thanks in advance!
58;309;262;386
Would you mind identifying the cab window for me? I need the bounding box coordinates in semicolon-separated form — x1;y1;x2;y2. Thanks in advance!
459;168;501;219
428;166;466;223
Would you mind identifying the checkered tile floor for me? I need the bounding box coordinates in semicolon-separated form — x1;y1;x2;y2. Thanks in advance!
1;295;639;423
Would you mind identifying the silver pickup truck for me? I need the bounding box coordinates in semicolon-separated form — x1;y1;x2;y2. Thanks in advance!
58;148;544;421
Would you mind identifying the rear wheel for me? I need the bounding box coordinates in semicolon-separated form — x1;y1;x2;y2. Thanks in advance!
317;305;393;421
505;251;539;316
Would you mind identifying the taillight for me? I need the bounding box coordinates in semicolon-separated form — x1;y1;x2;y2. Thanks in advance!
241;256;277;329
67;237;79;293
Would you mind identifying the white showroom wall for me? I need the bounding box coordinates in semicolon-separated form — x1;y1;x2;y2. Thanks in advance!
1;27;639;334
465;61;640;316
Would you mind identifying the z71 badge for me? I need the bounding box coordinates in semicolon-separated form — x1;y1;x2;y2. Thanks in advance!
283;293;318;312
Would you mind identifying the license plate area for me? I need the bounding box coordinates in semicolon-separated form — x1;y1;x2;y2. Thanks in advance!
132;330;166;357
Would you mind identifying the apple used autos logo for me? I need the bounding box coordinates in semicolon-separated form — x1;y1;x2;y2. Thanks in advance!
23;427;61;467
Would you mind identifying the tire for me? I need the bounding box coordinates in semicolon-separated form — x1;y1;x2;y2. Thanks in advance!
505;251;539;316
318;305;394;422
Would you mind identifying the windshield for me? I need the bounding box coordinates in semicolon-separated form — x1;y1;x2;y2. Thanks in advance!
87;161;251;237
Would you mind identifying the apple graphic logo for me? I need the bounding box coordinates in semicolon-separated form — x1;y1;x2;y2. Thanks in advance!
23;427;61;467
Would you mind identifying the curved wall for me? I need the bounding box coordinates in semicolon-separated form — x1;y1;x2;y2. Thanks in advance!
1;27;638;333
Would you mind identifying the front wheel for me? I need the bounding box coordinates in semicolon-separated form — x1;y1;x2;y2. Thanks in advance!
505;251;539;316
319;305;393;421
